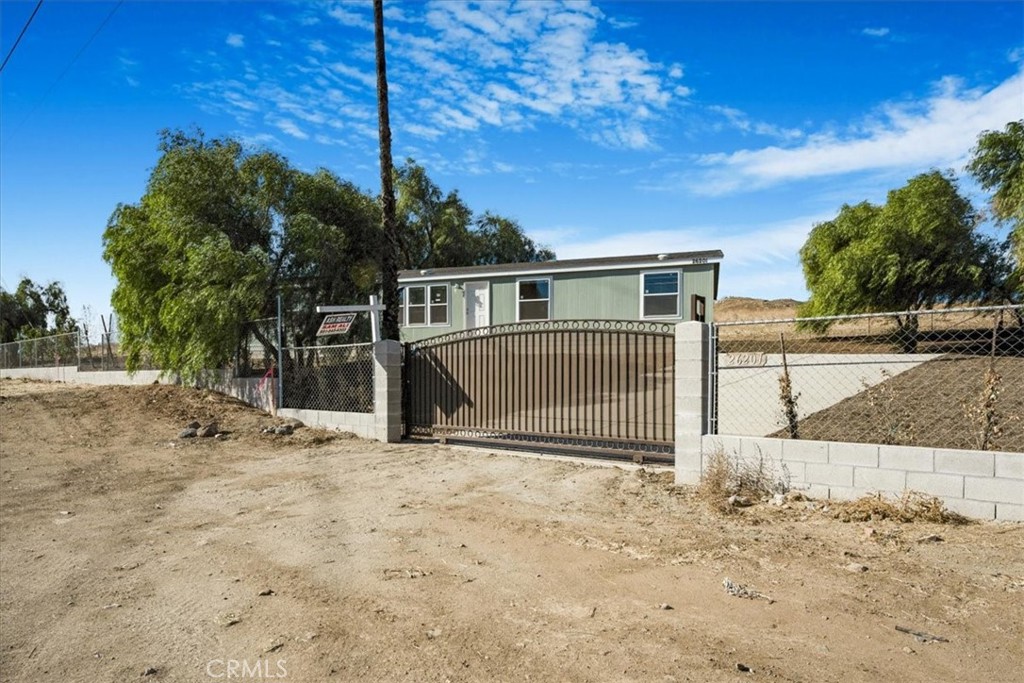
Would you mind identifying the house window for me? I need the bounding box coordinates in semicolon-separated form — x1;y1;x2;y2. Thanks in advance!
404;284;449;326
642;271;680;318
517;278;550;321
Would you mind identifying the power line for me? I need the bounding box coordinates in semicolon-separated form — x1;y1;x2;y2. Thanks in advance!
17;0;124;128
40;0;124;98
0;0;45;74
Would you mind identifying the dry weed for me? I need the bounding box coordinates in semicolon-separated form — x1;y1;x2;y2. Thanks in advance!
861;370;916;445
833;491;969;525
698;448;790;514
777;333;800;439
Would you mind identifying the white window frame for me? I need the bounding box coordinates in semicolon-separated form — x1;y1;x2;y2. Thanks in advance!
640;270;681;319
516;277;552;322
402;283;451;327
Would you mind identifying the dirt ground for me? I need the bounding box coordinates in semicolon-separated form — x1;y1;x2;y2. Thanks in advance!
1;380;1021;682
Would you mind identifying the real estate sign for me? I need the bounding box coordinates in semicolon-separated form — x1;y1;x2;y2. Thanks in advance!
316;313;357;336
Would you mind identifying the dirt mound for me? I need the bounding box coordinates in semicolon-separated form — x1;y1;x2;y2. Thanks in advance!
0;380;354;449
715;297;802;322
770;355;1024;451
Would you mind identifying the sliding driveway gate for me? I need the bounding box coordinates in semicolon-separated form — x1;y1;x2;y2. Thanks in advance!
404;320;675;463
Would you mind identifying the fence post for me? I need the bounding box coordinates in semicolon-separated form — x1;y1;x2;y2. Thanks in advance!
373;339;403;442
276;293;284;410
675;321;710;485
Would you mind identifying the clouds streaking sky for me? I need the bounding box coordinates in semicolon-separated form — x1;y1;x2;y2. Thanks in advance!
1;0;1021;320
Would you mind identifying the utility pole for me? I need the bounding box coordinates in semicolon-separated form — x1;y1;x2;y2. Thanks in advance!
374;0;400;341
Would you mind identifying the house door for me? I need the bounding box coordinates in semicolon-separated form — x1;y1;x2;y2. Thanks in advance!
464;282;490;330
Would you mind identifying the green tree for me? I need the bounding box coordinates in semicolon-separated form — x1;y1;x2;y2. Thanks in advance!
394;160;554;269
472;213;556;265
967;119;1024;297
104;131;553;379
0;278;75;343
799;171;996;346
103;130;379;379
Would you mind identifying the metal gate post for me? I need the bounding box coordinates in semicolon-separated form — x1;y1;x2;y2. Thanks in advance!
707;322;718;435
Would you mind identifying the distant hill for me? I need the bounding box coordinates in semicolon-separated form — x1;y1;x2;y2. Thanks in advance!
714;297;803;322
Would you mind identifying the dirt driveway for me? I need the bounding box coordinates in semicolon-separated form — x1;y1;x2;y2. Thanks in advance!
1;379;1021;682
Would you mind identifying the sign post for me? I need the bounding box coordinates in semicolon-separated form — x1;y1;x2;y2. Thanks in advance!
315;295;386;342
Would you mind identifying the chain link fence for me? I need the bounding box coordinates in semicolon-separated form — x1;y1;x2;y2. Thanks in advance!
281;343;374;413
77;331;134;371
714;305;1023;452
235;318;279;378
0;333;79;370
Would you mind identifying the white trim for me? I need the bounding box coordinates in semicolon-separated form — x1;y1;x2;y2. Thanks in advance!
639;269;682;320
515;276;552;322
399;256;720;283
401;283;452;328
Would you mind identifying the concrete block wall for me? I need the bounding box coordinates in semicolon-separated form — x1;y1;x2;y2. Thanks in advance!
702;435;1023;521
675;322;1024;522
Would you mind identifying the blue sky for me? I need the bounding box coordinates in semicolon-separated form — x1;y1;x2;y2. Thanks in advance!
2;0;1022;326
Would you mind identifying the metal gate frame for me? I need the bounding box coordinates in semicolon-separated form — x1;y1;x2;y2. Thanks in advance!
404;320;676;463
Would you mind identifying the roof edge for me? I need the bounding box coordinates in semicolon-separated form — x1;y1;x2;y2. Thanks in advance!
398;250;724;282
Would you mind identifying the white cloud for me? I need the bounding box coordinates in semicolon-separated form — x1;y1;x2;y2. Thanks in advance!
708;105;803;141
690;69;1024;195
388;0;677;150
226;33;245;48
608;17;638;30
191;0;686;160
862;27;890;38
328;5;372;30
401;123;443;140
328;62;377;89
268;117;308;140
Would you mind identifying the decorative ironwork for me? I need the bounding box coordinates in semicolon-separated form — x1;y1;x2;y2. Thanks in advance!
410;319;676;348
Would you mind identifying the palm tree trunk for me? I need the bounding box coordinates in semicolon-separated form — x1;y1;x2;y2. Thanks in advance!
374;0;400;341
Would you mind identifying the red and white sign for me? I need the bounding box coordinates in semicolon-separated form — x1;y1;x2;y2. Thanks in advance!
316;312;357;336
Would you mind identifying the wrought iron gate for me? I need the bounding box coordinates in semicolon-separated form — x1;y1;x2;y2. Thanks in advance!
404;320;675;463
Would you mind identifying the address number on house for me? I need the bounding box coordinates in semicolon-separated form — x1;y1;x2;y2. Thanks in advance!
720;352;767;368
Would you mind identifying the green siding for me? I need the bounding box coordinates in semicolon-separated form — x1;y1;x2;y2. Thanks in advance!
490;278;517;324
398;263;718;341
682;265;716;321
552;271;639;319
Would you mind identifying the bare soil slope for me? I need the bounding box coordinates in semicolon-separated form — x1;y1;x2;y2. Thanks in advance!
1;380;1021;682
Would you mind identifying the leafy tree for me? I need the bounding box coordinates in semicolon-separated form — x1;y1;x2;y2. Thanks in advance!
0;278;76;343
103;130;379;379
394;160;554;269
103;131;551;379
967;119;1024;297
472;213;556;265
799;171;996;346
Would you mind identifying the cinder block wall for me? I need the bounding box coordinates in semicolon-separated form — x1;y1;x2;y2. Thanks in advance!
703;435;1023;521
675;321;1024;522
